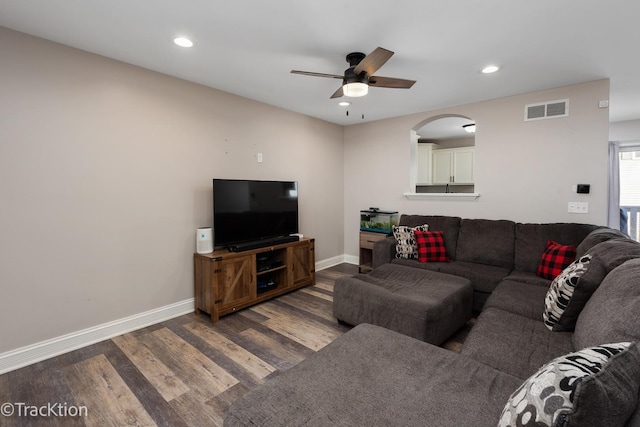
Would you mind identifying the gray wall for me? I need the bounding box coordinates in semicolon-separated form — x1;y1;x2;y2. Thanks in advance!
0;28;345;353
344;80;610;257
0;26;613;357
610;119;640;142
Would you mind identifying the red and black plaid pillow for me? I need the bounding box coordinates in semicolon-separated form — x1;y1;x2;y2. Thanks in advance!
415;230;450;262
537;240;576;280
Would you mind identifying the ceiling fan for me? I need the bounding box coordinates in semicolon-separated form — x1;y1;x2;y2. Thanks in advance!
291;47;416;99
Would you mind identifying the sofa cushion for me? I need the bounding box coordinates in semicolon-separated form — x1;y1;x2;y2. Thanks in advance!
573;258;640;350
551;238;640;332
461;308;574;379
392;224;428;259
415;230;450;262
483;280;549;320
498;342;640;427
514;222;598;273
390;257;443;272
224;324;523;427
575;227;628;257
543;254;592;331
503;270;551;287
536;240;576;280
399;214;461;260
455;218;515;269
438;261;511;294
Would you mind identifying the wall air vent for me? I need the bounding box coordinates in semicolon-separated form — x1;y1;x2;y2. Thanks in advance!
524;99;569;121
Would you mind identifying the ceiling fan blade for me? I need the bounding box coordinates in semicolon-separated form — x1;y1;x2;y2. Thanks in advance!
290;70;344;79
353;47;394;76
330;86;344;99
368;76;416;89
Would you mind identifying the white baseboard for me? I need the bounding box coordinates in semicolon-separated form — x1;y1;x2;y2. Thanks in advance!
0;298;194;375
315;254;358;270
316;255;344;270
0;255;359;374
342;254;359;266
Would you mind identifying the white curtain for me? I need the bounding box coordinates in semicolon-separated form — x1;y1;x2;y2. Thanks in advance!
608;141;621;230
609;141;640;232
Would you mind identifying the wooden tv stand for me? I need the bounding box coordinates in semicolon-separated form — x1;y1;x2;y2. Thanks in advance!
193;238;315;323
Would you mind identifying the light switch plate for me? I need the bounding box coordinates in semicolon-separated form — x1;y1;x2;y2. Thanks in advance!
568;202;589;213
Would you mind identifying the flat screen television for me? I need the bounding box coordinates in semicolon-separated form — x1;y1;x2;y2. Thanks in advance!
213;179;299;249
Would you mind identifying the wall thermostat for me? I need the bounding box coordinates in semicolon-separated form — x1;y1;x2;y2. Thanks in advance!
577;184;590;194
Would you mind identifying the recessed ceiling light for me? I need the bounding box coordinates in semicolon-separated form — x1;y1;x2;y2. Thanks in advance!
174;37;193;48
339;101;351;107
481;65;500;74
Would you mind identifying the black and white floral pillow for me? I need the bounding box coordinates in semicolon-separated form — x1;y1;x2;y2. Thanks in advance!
542;254;592;331
393;224;429;259
498;342;640;427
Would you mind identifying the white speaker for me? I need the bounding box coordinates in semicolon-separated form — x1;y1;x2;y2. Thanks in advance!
196;227;213;254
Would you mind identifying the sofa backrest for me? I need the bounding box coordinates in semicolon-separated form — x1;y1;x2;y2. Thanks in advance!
573;258;640;350
455;219;516;269
514;223;601;273
555;238;640;332
398;214;461;260
575;227;628;257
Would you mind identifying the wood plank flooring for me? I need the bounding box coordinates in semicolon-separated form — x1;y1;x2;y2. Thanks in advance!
0;264;473;427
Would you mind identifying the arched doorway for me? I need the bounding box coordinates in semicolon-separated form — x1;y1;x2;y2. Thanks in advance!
412;115;475;194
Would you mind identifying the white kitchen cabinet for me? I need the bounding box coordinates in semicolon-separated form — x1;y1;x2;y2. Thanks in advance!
416;143;438;185
432;147;474;184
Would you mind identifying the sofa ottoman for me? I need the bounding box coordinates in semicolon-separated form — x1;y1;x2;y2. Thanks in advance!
333;264;472;345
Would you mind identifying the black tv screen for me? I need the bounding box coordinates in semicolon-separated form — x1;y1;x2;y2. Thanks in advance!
213;179;299;247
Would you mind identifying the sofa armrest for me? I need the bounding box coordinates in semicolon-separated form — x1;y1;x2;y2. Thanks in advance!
372;236;396;269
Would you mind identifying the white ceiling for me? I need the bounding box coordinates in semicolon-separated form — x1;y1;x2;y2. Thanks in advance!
1;1;639;127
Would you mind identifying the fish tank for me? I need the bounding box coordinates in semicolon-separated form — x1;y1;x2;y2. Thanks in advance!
360;209;398;233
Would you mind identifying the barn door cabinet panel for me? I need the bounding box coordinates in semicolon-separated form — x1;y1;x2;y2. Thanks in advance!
194;238;315;322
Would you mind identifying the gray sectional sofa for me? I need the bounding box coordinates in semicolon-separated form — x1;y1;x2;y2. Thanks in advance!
225;215;640;426
372;215;603;312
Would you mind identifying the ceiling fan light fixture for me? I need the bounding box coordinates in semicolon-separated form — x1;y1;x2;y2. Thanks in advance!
343;82;368;97
462;124;476;133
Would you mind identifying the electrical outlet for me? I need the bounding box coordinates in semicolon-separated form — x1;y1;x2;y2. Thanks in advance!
568;202;589;214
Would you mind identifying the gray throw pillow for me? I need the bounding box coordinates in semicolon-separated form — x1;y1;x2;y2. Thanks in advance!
392;224;428;259
498;342;640;427
542;254;592;331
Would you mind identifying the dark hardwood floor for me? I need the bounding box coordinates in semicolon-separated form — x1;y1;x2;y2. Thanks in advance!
0;264;473;427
